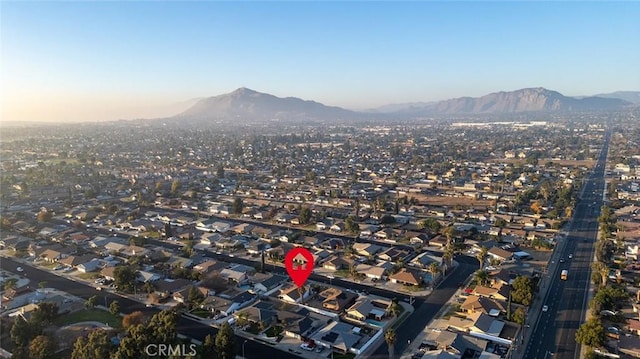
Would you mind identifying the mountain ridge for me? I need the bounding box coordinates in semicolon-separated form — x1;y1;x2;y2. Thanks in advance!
173;87;633;123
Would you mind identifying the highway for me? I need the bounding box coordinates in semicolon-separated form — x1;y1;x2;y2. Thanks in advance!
522;133;609;359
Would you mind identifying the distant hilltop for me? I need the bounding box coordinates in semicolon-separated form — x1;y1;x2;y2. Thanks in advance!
171;87;636;123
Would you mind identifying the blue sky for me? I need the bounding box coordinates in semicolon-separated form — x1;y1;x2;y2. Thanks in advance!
2;1;639;122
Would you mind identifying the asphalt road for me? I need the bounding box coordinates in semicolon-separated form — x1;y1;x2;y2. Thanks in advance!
370;257;478;359
523;133;608;359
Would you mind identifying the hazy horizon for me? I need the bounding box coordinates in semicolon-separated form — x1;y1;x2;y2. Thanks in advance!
2;1;639;123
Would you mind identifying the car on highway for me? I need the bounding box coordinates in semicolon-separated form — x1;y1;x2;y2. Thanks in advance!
568;254;573;259
542;305;548;312
559;258;565;263
16;266;24;272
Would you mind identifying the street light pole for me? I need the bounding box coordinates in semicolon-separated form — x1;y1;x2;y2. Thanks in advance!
243;340;248;359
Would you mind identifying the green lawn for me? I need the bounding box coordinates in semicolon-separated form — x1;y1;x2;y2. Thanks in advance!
401;284;425;292
40;262;59;269
77;272;100;280
55;309;122;328
190;308;210;318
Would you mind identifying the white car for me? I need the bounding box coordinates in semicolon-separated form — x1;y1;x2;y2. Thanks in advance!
16;266;24;272
568;254;573;259
542;305;549;312
300;343;314;351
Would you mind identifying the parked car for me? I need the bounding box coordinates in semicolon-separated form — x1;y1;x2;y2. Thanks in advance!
300;343;315;351
16;267;24;272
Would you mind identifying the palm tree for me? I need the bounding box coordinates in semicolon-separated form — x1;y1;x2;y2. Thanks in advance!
236;311;249;329
592;261;609;287
442;244;454;274
443;225;455;246
477;246;488;270
474;270;489;287
390;298;402;318
385;329;397;359
427;262;441;287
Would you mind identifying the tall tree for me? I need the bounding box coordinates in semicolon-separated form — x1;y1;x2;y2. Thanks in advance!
201;334;216;358
109;300;120;315
85;295;97;309
122;311;146;328
591;261;609;287
114;266;137;293
187;286;205;310
71;329;113;359
474;270;490;286
418;218;441;232
575;317;605;348
442;244;454;273
11;317;39;348
171;180;181;195
148;310;179;344
511;276;534;306
31;302;59;325
477;246;488;269
390;299;402;318
28;335;56;359
385;329;397;359
215;322;236;359
232;197;244;215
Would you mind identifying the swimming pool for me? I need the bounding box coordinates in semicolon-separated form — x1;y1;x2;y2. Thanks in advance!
365;319;384;327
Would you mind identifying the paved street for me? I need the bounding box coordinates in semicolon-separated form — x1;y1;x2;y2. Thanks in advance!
519;133;608;359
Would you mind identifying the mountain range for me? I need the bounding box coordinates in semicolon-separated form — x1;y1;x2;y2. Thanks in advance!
173;87;637;123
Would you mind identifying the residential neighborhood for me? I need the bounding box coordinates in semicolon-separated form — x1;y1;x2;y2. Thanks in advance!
1;114;640;359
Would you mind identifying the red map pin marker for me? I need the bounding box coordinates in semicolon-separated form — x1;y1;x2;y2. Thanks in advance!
285;247;315;287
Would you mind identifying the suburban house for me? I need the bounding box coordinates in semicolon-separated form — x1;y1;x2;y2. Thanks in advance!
352;243;383;257
355;264;387;280
310;321;362;354
280;284;312;304
282;310;327;340
317;288;357;313
487;247;514;262
460;296;506;316
345;298;391;322
193;259;226;274
250;273;287;295
323;256;351;271
220;264;254;284
389;269;423;286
